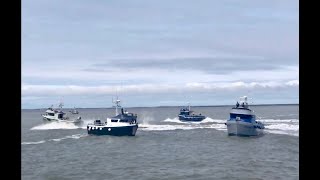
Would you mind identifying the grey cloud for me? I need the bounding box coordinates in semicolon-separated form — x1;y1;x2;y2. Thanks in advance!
88;57;296;75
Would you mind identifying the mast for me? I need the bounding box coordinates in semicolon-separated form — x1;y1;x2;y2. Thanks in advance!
239;96;249;108
58;101;63;110
113;96;121;116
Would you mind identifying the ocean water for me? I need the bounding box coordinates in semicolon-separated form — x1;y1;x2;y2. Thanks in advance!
22;105;299;180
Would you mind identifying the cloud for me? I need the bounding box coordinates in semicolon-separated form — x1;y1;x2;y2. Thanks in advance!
285;80;299;86
22;0;299;108
87;55;283;75
22;63;299;87
22;80;298;97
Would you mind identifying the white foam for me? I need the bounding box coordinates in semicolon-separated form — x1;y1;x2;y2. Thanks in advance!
49;134;88;142
31;119;95;130
163;117;226;124
163;117;187;124
139;123;227;131
22;134;88;145
276;114;299;117
79;119;97;129
202;117;226;123
21;140;46;145
262;123;299;137
139;115;156;124
156;117;299;136
265;124;299;131
31;121;81;130
265;130;299;137
209;124;227;131
139;124;192;131
259;119;299;124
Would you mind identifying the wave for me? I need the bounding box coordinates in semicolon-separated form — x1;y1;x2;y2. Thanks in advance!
276;114;299;117
21;140;46;145
265;130;299;137
31;119;94;130
163;117;226;124
29;117;299;137
151;117;299;137
265;124;299;131
22;133;87;145
258;119;299;124
139;123;227;131
50;133;88;142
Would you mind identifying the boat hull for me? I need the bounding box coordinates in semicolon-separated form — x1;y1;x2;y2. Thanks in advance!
42;116;83;125
178;115;205;122
226;121;263;136
87;124;138;136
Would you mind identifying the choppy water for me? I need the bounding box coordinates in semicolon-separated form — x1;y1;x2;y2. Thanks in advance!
22;105;299;180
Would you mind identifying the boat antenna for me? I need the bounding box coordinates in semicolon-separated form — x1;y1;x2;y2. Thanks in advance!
112;88;121;116
115;96;121;115
247;96;262;120
58;98;64;110
188;95;193;111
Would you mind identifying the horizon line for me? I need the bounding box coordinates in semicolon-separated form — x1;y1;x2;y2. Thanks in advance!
21;103;299;110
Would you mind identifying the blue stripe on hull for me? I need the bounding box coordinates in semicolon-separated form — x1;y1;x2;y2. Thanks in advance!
179;116;205;121
230;113;254;119
87;125;138;136
229;118;253;123
229;113;255;123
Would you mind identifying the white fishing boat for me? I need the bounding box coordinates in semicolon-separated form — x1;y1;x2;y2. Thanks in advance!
225;96;265;136
42;103;82;124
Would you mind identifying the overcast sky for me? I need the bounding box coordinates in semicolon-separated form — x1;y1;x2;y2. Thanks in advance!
22;0;299;109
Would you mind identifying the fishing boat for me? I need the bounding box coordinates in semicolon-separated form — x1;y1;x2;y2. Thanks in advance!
178;103;206;122
225;96;264;136
69;107;79;114
87;97;138;136
41;103;82;124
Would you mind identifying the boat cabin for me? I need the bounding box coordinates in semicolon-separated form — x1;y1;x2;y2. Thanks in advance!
179;108;191;115
93;120;105;126
44;109;65;119
233;96;251;110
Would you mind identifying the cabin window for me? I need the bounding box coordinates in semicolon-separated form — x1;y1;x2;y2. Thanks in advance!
111;120;118;122
119;119;128;122
94;120;101;125
181;111;189;115
230;113;252;119
58;114;63;119
48;113;54;116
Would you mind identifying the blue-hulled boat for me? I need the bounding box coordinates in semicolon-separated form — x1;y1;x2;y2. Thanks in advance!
225;96;265;136
178;103;206;122
87;97;138;136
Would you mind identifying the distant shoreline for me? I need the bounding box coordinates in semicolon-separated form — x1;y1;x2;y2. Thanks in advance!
21;103;299;110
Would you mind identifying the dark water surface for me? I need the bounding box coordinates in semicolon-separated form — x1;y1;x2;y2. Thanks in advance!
22;105;299;180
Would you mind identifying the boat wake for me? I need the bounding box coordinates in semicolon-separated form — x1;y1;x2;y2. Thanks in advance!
21;140;46;145
142;117;299;137
29;117;299;137
262;119;299;137
163;117;225;124
31;119;94;130
22;133;87;145
139;123;226;131
140;117;227;131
